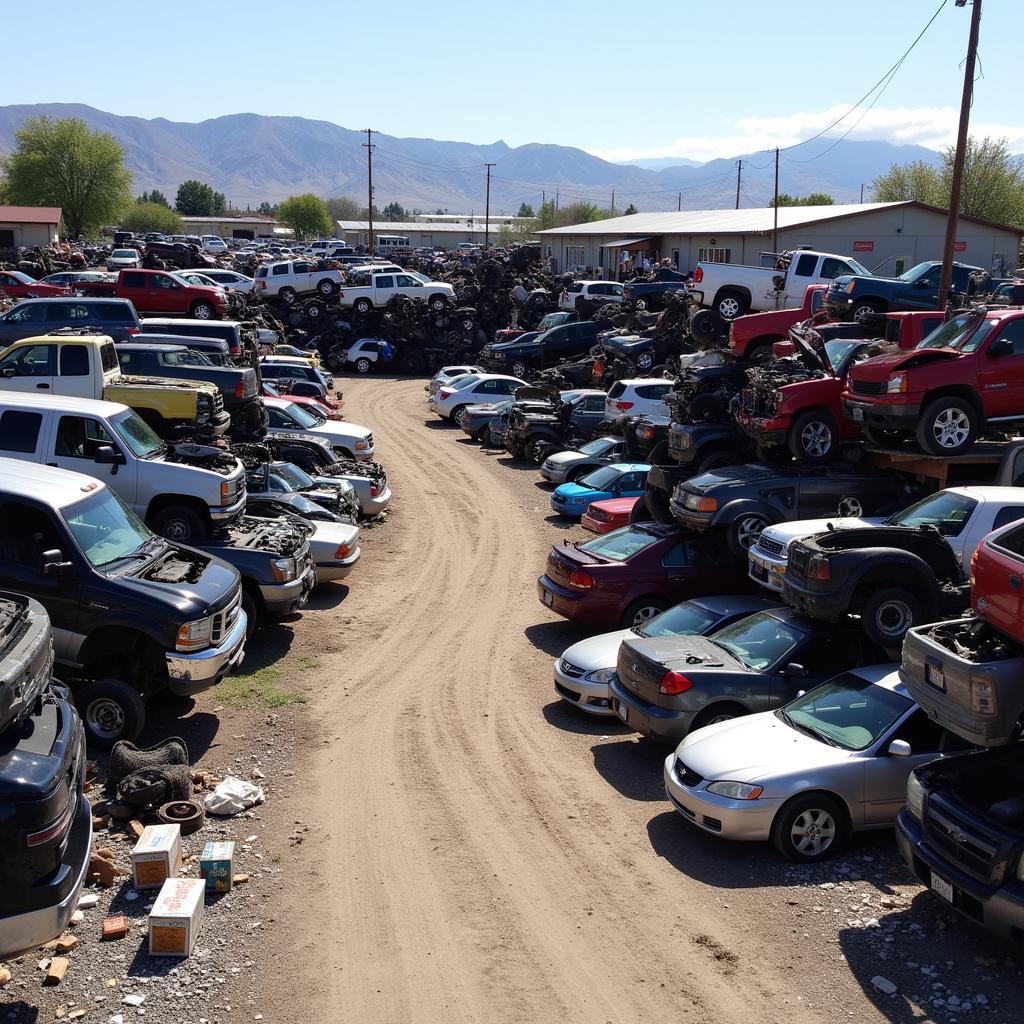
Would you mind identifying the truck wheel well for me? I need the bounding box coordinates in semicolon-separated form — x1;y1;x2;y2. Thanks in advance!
145;494;211;526
714;285;752;306
78;627;165;695
922;386;985;418
851;572;932;612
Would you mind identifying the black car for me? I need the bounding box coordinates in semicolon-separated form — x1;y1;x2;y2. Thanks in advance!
610;607;885;743
135;332;233;365
505;386;609;463
670;463;923;557
483;320;602;378
0;298;141;344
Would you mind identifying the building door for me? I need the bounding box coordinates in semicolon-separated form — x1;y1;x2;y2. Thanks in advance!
671;248;680;269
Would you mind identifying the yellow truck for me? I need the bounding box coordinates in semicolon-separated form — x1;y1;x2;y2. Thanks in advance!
0;333;230;437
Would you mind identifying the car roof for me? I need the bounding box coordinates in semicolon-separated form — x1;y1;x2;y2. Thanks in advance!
468;374;525;383
135;333;227;346
0;457;107;507
0;390;126;417
14;296;131;307
948;486;1024;503
141;317;242;328
116;342;188;352
605;462;652;472
618;378;673;387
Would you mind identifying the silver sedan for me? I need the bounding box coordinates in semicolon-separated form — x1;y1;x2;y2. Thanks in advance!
663;665;971;861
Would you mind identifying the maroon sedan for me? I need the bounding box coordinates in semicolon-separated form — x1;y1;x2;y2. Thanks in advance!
537;522;753;629
0;270;70;299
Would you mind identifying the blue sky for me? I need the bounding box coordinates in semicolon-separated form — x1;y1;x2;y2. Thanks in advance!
2;0;1019;162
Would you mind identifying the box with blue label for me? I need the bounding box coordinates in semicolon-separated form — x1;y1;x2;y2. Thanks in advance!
199;840;236;893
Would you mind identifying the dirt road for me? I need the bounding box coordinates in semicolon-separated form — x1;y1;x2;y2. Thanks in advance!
263;377;1021;1024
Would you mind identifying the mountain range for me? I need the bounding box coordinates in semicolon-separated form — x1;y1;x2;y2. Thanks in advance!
0;103;942;214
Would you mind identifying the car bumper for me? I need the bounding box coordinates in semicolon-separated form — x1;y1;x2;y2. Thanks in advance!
667;499;713;530
664;755;781;840
781;575;848;623
581;511;619;533
896;809;1024;942
540;463;571;483
350;445;375;461
537;575;618;627
260;565;316;618
551;496;585;518
360;485;391;515
210;493;247;523
0;794;92;959
165;609;247;694
748;550;787;593
737;419;787;446
314;546;361;584
610;676;695;742
204;411;232;437
841;398;920;431
553;659;615;715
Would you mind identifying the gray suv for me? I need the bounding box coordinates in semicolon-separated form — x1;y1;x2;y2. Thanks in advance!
0;298;141;344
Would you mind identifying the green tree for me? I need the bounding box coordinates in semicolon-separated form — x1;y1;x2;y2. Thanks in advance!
623;203;638;215
535;199;612;231
382;201;408;221
516;202;534;218
1;116;132;239
769;192;834;207
148;188;169;207
175;179;220;216
277;193;333;240
257;200;277;216
121;202;183;235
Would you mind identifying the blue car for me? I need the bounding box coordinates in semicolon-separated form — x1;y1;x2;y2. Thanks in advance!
550;463;651;518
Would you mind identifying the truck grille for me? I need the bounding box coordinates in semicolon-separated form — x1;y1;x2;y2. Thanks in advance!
364;433;373;450
924;796;1004;885
674;758;704;789
211;588;242;645
756;536;785;557
850;379;884;397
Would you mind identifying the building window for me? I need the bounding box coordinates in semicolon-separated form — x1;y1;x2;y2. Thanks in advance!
565;245;585;267
697;247;732;264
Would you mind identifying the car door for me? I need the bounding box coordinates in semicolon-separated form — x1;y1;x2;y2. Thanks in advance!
0;301;48;343
373;275;395;303
977;320;1024;419
795;472;865;519
771;633;860;705
0;341;56;395
47;413;139;509
574;395;607;432
55;343;96;399
394;273;421;298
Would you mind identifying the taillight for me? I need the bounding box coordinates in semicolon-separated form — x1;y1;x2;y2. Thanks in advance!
970;548;979;587
568;570;593;589
370;485;379;498
614;401;634;411
235;379;246;398
808;555;831;580
659;671;693;695
694;267;704;283
127;326;139;335
438;388;453;399
640;425;655;440
259;280;266;289
334;543;353;559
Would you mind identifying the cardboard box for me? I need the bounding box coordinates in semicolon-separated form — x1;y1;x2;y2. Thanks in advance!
148;878;205;957
130;824;182;890
199;840;235;893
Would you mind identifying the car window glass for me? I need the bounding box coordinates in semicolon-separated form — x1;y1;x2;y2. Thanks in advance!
0;343;55;376
375;276;395;288
800;634;860;674
683;538;720;567
584;396;605;412
272;265;289;276
887;491;978;535
580;526;662;562
0;500;62;565
60;345;90;376
992;506;1024;531
55;415;116;458
661;542;688;567
41;302;70;321
820;258;848;279
891;709;949;754
122;272;145;289
794;253;818;277
994;320;1024;356
7;304;45;323
0;410;43;453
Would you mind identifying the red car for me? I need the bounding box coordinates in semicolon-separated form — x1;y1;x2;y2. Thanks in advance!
581;496;638;534
728;285;827;363
971;518;1024;646
537;522;753;629
0;270;70;299
261;382;339;420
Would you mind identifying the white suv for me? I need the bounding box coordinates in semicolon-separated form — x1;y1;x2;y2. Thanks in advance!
604;378;673;419
558;280;624;311
255;260;344;303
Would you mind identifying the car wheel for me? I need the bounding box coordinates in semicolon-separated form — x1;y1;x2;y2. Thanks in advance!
354;298;372;314
511;360;528;379
241;590;259;640
317;278;337;296
279;287;297;305
744;341;775;366
860;587;923;647
727;513;769;557
75;678;145;749
714;288;749;321
636;350;655;372
696;449;742;473
850;299;883;322
527;437;548;464
354;356;373;375
916;397;979;456
771;793;848;862
452;406;469;428
621;598;668;629
429;295;447;311
151;505;206;543
688;308;722;346
628;494;650;524
644;481;674;524
190;300;215;320
691;702;746;732
788;410;837;463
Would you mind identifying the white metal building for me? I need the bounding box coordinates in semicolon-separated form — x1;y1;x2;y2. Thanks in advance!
178;215;290;240
537;202;1023;280
335;218;523;248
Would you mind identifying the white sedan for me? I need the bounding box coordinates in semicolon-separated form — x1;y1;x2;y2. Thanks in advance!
428;373;527;425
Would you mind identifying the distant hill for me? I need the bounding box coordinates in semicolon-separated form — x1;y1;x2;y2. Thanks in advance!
0;103;941;213
618;156;704;170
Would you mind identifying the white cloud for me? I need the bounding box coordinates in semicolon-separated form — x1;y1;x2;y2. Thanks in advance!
590;105;1024;163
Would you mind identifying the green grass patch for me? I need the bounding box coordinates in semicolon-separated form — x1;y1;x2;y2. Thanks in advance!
297;656;320;670
219;664;307;708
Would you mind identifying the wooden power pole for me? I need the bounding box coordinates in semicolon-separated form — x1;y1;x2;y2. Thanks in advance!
483;163;495;252
363;129;375;252
734;160;742;209
772;148;780;254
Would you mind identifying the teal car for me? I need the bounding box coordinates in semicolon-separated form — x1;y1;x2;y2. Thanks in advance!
550;463;651;518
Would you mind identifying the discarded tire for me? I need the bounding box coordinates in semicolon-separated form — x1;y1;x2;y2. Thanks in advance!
157;799;206;836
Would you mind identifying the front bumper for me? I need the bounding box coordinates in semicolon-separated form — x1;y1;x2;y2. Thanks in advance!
260;564;316;618
553;658;615;715
896;809;1024;943
748;550;787;593
736;415;788;446
610;676;695;743
664;755;781;840
667;496;713;530
314;546;361;584
204;410;232;437
210;491;248;523
841;397;920;431
780;574;849;623
165;609;247;694
0;794;92;959
540;461;571;483
550;494;586;518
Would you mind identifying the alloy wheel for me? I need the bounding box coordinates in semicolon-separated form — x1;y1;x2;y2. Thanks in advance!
790;808;837;857
800;421;832;458
931;408;971;449
718;296;741;319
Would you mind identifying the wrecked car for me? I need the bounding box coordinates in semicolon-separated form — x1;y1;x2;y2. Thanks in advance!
505;385;608;463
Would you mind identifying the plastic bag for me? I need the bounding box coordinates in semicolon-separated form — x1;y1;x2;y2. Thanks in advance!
203;775;266;816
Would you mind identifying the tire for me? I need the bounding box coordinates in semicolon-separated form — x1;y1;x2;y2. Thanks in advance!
771;793;848;863
303;298;325;320
850;299;884;322
714;288;749;321
744;341;775;366
151;505;206;543
688;308;722;345
279;287;297;305
157;799;206;836
526;437;548;464
76;678;145;748
452;405;470;428
727;513;770;557
644;481;674;524
621;597;668;629
317;278;337;297
354;298;372;314
190;300;215;320
354;356;373;375
860;587;924;647
511;360;528;379
429;295;447;311
691;701;746;732
628;494;650;524
636;350;655;372
241;590;259;640
788;410;838;464
915;396;979;456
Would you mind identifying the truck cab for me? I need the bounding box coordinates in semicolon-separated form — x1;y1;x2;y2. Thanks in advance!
825;260;983;321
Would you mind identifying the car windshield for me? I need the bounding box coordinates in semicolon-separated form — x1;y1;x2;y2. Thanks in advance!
282;402;321;428
273;463;315;490
639;602;720;639
578;466;620;490
579;525;663;562
112;250;135;259
885;490;978;535
578;438;616;456
824;339;862;373
63;489;155;570
709;612;804;671
916;312;992;353
110;409;164;458
896;262;934;282
263;383;282;397
780;673;912;751
845;259;871;276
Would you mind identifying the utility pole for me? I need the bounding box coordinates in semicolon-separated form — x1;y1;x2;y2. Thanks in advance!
610;188;615;214
555;189;559;211
677;192;681;211
859;183;865;203
734;160;742;209
772;148;780;254
363;129;375;253
938;0;982;311
483;162;495;252
542;190;546;208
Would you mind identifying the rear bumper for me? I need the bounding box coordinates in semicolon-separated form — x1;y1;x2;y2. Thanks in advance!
581;511;619;533
610;676;695;743
260;565;316;617
537;575;618;627
748;550;787;593
314;547;361;583
360;485;391;515
165;610;247;694
781;575;851;623
841;397;920;430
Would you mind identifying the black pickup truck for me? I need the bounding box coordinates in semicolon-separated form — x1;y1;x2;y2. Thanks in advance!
115;342;267;439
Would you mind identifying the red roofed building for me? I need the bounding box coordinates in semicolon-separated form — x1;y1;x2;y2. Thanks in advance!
0;206;62;248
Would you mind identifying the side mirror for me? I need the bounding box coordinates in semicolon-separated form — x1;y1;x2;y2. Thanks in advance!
888;738;912;757
39;549;74;579
783;662;807;679
988;337;1013;358
1;367;14;377
93;445;126;466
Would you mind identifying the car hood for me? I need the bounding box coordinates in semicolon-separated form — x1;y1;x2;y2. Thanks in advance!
545;450;589;466
758;516;883;547
561;628;634;672
554;481;604;499
677;710;852;782
685;463;783;494
851;348;961;378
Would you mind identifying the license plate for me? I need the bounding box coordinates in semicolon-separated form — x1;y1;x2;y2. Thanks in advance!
930;871;954;904
616;701;629;724
751;560;768;580
850;405;864;422
542;589;553;607
926;664;946;691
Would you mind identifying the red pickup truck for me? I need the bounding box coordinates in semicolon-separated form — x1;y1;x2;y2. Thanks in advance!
735;311;944;463
82;269;227;320
728;285;827;362
843;308;1024;456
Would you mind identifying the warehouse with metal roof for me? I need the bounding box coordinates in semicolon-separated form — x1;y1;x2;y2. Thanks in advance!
536;201;1023;280
334;218;522;248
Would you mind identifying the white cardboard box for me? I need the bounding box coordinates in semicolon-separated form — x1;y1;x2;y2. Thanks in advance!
131;824;182;890
148;877;205;957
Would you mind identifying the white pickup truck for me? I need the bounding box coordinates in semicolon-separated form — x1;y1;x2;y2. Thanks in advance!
254;260;343;303
748;486;1024;594
337;271;455;313
692;249;869;320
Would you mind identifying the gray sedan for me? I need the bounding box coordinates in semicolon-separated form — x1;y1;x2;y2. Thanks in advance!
540;436;628;484
663;666;972;861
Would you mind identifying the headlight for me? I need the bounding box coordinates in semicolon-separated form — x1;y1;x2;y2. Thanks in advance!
272;557;297;582
886;373;907;394
355;441;369;451
678;432;692;449
584;668;616;683
706;781;763;801
176;616;213;652
906;773;925;822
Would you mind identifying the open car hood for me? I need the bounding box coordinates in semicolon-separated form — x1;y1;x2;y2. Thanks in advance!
514;384;561;403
